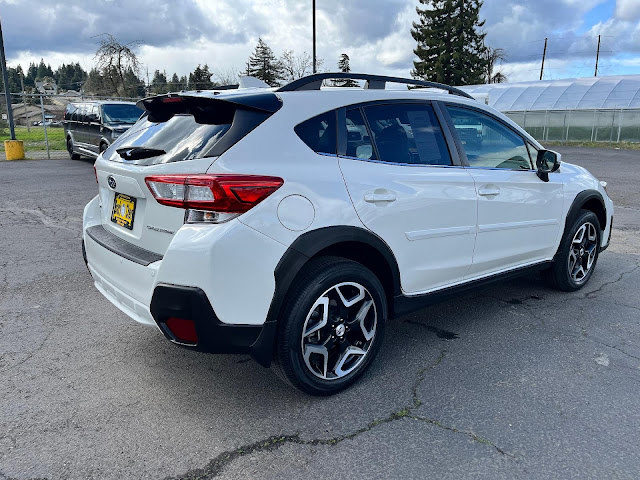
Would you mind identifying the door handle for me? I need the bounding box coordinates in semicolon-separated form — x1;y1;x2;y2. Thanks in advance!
478;186;500;197
364;191;397;203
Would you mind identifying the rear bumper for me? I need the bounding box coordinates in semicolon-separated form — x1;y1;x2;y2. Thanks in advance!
84;228;158;326
150;285;276;365
82;194;287;364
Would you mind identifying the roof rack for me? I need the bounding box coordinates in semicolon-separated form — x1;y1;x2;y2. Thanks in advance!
276;72;474;100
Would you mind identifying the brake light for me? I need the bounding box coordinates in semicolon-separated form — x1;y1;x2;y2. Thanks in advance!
145;174;283;223
93;163;98;183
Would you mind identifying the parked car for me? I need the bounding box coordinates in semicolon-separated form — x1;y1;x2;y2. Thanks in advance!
82;73;613;395
64;101;143;159
32;120;62;127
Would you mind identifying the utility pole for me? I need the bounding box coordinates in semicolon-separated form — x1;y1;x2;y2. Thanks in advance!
20;70;29;132
0;17;16;140
595;34;601;77
540;37;548;81
312;0;317;74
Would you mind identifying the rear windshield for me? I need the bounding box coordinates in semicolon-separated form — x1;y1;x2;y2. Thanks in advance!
103;93;281;165
104;114;231;165
102;104;144;124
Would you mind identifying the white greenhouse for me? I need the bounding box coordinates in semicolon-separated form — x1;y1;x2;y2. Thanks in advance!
461;75;640;143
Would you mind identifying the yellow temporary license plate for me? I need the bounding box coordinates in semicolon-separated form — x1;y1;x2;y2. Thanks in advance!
110;193;137;230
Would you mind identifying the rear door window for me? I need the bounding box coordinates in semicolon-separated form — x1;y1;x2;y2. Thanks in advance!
345;108;376;160
362;103;452;166
294;111;337;155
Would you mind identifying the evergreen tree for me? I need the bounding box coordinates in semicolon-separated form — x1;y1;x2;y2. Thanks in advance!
334;54;358;87
169;73;181;90
83;68;107;95
151;70;169;94
35;59;54;80
0;65;22;93
189;64;214;90
54;63;87;91
123;67;145;97
411;0;488;86
247;38;284;87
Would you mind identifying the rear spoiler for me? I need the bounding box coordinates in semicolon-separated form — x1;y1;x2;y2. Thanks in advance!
136;93;282;123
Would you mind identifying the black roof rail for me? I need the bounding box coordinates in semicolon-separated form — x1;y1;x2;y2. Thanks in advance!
276;72;474;100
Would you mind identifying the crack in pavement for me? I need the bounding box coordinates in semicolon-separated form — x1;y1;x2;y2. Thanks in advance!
0;207;81;235
167;350;512;480
2;327;55;371
584;264;640;299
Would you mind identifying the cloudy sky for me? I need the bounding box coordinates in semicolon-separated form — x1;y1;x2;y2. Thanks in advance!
2;0;639;85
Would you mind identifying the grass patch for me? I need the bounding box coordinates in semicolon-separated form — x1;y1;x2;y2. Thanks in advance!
0;125;66;152
545;140;640;151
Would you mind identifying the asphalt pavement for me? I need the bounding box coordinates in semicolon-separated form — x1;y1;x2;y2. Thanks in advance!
1;146;639;479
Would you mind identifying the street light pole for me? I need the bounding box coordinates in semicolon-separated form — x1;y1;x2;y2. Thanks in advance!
312;0;317;74
0;17;16;140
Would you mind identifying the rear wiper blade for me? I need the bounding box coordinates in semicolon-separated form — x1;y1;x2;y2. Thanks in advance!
117;147;166;160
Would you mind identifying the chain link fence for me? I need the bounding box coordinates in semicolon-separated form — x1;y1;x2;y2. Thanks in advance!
1;93;139;159
4;95;640;159
505;108;640;144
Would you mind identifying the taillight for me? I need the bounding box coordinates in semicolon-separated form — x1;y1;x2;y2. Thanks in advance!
145;174;284;224
93;163;98;183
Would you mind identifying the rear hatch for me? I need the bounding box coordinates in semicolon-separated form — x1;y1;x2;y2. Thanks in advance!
93;92;282;255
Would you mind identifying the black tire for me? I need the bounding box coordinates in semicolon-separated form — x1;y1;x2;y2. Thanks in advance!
542;210;601;291
273;256;387;396
67;137;80;160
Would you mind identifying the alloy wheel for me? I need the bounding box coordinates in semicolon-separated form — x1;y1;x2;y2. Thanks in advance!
568;222;598;284
300;282;377;380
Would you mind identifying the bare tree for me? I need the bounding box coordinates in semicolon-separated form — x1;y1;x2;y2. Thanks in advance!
280;50;313;81
213;67;240;86
486;47;507;84
94;34;141;96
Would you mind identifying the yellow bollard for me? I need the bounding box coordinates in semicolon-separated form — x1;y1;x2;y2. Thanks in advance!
4;140;25;160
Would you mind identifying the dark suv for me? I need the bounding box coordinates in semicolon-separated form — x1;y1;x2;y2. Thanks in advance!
64;101;143;159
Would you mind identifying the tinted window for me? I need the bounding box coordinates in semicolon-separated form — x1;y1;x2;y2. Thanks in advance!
363;103;451;165
77;105;88;123
104;114;231;165
65;104;77;121
345;108;376;160
447;106;532;170
294;111;337;155
89;105;99;122
70;104;79;122
102;104;144;124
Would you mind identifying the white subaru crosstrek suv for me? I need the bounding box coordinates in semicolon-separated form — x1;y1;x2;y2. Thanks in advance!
82;73;613;395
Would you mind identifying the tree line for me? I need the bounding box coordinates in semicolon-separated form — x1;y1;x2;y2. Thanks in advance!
1;0;505;98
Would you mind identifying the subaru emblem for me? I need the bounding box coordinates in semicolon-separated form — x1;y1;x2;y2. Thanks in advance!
107;175;117;190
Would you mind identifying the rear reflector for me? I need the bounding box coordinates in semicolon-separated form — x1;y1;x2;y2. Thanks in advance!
165;317;198;344
145;174;284;214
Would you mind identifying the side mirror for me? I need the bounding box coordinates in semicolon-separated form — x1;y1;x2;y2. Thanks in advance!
88;113;99;123
536;150;561;182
